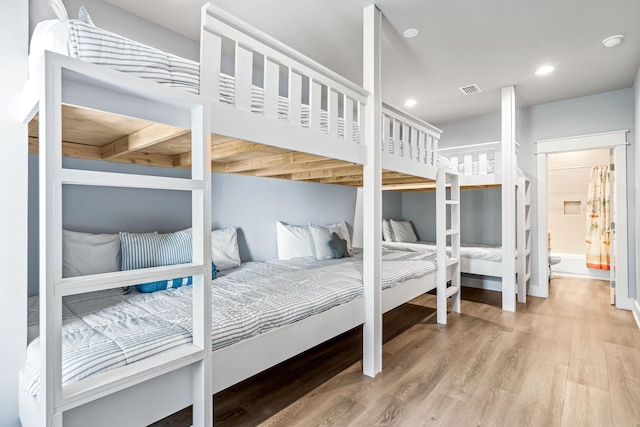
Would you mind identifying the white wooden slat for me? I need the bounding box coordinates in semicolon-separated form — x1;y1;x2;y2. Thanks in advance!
263;57;280;120
432;134;439;167
418;131;426;164
344;97;354;143
310;79;322;132
381;114;390;154
328;88;339;138
288;70;302;126
55;264;206;297
479;153;488;175
234;43;253;112
391;118;399;156
402;123;410;159
199;30;222;101
60;169;205;191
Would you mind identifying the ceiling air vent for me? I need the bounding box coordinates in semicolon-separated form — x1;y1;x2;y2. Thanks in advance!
459;84;481;95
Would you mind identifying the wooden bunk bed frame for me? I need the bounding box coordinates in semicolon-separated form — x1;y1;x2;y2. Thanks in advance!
19;4;461;427
437;140;532;305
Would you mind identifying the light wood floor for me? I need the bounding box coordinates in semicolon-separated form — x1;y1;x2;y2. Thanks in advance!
155;277;640;426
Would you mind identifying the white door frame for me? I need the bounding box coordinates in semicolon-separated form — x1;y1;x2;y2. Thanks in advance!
535;130;632;310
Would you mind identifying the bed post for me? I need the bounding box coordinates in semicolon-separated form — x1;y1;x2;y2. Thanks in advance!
501;86;517;311
191;105;213;426
362;4;382;377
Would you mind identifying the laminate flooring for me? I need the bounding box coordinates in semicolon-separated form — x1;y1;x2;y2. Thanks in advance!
154;276;640;426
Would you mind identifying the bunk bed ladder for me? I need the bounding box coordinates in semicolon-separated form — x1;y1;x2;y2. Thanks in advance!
436;169;461;324
36;56;212;426
517;176;532;303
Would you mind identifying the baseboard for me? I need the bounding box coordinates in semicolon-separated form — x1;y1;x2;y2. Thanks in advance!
633;300;640;331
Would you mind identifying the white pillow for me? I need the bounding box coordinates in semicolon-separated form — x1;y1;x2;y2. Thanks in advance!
276;221;314;260
211;228;241;270
62;229;121;278
49;0;69;20
382;219;394;242
390;219;417;243
309;222;350;260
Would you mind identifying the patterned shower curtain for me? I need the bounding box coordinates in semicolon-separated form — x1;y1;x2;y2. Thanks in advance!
585;165;611;270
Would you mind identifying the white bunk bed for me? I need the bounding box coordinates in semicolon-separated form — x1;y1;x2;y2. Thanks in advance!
437;141;532;302
19;4;459;426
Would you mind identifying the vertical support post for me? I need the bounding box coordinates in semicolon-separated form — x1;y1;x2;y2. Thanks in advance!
501;86;516;311
362;4;382;377
436;168;447;324
450;173;461;313
191;104;212;427
39;54;64;427
535;152;549;296
517;177;526;303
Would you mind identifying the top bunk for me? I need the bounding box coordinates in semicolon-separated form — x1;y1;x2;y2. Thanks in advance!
437;140;523;188
22;3;442;187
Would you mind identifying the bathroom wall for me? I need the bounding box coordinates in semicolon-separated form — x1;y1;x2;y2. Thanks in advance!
547;149;610;254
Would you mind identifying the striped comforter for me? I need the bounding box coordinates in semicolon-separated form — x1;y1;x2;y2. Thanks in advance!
382;241;505;262
23;251;436;396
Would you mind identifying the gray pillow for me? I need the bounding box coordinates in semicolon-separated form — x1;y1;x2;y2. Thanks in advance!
328;232;350;259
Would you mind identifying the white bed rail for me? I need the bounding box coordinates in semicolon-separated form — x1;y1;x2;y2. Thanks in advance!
201;3;368;144
438;141;521;185
381;103;441;179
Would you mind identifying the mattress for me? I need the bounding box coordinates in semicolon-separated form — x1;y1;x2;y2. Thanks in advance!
29;20;360;142
23;251;435;396
382;241;504;263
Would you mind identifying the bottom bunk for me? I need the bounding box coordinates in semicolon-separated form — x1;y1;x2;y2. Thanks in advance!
20;249;438;427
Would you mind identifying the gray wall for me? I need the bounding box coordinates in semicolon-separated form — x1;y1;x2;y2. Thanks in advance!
28;156;357;296
381;191;403;220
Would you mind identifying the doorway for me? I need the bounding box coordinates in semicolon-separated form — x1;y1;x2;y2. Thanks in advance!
535;130;631;310
546;148;611;281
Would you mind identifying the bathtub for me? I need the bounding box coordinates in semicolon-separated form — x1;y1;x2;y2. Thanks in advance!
550;252;611;280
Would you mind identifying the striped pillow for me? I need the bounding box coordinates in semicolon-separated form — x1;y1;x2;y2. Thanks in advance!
120;228;193;293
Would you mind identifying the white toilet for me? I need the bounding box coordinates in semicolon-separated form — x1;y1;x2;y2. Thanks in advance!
549;255;561;278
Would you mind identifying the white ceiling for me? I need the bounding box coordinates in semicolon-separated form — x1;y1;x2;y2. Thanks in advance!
103;0;640;125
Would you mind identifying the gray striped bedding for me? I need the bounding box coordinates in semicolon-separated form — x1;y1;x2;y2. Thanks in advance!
23;251;435;396
381;241;504;262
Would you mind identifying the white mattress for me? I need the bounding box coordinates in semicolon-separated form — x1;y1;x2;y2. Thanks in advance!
382;241;504;262
23;251;435;396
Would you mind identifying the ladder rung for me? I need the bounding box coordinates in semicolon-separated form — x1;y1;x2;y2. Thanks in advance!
446;285;460;298
446;257;459;267
445;200;459;205
445;229;459;236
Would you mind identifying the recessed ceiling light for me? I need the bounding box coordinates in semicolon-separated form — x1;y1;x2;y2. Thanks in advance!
535;65;556;76
403;28;419;38
404;99;417;108
602;34;624;48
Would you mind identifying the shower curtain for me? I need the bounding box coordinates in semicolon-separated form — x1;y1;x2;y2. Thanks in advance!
585;165;610;270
